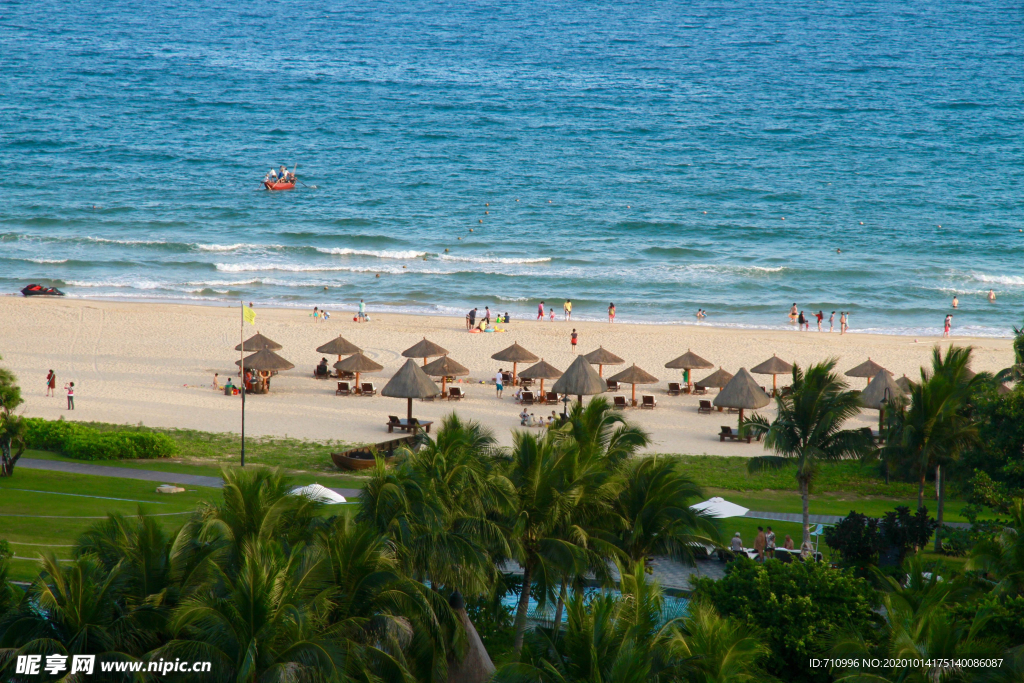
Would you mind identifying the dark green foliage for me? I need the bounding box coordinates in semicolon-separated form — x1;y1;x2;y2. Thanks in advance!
23;417;177;460
879;506;937;565
957;384;1024;490
949;592;1024;650
692;558;880;683
0;357;26;477
824;511;880;567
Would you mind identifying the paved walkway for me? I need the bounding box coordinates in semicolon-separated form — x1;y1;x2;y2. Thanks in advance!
17;459;361;499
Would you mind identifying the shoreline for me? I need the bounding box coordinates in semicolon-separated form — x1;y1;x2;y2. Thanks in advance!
2;297;1014;456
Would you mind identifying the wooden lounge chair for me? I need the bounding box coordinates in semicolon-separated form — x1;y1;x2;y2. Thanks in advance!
519;390;535;405
719;426;752;443
546;391;558;404
606;379;619;392
693;385;708;395
667;382;681;396
502;371;514;386
520;377;534;389
336;381;351;396
314;365;331;379
360;382;376;396
612;395;628;409
697;400;713;414
386;416;433;434
727;406;740;414
338;370;355;380
640;395;657;409
447;386;465;401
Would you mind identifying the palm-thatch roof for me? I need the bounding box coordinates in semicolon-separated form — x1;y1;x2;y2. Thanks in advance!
695;367;734;389
583;347;625;366
333;352;384;374
860;369;906;410
447;592;495;683
422;355;470;378
402;338;448;360
518;359;563;381
998;382;1012;395
896;374;915;393
607;364;659;385
316;335;361;356
551;355;606;397
713;368;770;409
750;355;793;376
382;359;440;399
665;349;714;370
235;348;294;372
491;342;539;364
845;358;891;378
235;332;283;352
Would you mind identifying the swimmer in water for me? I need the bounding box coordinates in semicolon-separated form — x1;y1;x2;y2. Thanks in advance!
988;289;996;302
789;303;798;322
952;295;959;309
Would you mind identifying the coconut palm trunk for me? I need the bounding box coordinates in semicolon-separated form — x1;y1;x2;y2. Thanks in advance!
800;477;811;546
935;465;946;552
918;473;926;511
552;578;568;638
512;560;533;657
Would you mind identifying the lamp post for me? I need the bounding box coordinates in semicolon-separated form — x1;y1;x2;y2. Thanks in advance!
561;394;571;420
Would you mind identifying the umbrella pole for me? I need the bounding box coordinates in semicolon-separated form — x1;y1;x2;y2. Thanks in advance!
631;383;636;407
356;372;361;394
423;357;427;366
513;362;518;386
738;408;744;432
599;364;603;377
773;374;777;396
442;376;447;397
540;378;544;396
407;397;413;422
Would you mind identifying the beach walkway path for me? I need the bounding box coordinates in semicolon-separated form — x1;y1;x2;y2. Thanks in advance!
18;458;362;499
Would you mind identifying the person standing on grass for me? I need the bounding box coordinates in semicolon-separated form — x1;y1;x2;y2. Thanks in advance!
570;328;578;353
65;381;75;410
46;369;56;397
766;526;776;559
754;526;766;561
495;369;504;398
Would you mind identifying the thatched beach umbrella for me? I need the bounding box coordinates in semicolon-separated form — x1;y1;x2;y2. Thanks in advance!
713;368;770;429
382;358;440;421
334;352;384;394
607;364;659;406
422;354;470;397
235;348;295;393
519;359;563;397
491;342;539;386
402;338;449;366
845;358;891;387
750;354;793;395
316;335;361;362
235;332;282;352
861;369;906;430
552;355;605;404
583;346;625;377
447;592;495;683
665;349;714;391
896;374;915;393
695;367;733;391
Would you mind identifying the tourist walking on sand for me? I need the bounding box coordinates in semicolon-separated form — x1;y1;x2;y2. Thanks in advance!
564;299;572;321
467;307;477;329
537;301;545;320
797;310;807;331
358;299;366;322
495;369;504;398
46;369;56;397
608;302;616;322
754;526;766;561
829;311;835;333
213;373;219;390
65;381;75;410
484;306;491;324
815;311;824;332
570;328;578;353
944;314;952;337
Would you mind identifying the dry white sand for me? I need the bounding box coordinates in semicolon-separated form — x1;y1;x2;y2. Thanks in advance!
0;298;1013;456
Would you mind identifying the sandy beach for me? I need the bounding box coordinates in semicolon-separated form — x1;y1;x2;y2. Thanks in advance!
1;297;1014;456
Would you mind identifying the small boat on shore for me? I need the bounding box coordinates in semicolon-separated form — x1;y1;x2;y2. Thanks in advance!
264;180;295;191
21;284;65;297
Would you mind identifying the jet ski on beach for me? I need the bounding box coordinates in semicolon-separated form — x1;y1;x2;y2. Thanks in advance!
21;284;65;297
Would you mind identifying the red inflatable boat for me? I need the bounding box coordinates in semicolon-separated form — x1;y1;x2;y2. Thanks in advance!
264;180;295;191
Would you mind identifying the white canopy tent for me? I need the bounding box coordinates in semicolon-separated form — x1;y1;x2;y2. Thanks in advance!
290;483;347;505
689;496;749;519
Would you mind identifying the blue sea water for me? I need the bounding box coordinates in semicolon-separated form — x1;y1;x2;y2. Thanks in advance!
1;0;1022;336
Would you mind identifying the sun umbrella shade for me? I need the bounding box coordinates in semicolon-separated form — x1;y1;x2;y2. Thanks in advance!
750;355;793;376
896;375;915;393
695;367;734;389
316;335;361;356
235;348;295;372
860;369;906;409
333;352;384;374
235;332;283;352
665;349;714;370
491;342;540;364
583;347;625;366
402;338;449;360
713;368;770;409
518;359;563;381
382;359;441;399
552;355;606;397
845;358;891;378
690;497;749;519
422;355;470;378
607;364;659;385
290;484;346;504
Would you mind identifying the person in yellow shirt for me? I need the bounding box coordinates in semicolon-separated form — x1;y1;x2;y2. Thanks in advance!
563;299;572;321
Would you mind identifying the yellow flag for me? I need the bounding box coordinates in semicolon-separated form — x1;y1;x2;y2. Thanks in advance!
243;306;256;325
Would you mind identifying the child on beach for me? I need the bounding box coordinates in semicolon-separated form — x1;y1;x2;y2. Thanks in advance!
46;369;56;396
519;409;530;425
608;302;615;322
944;314;952;337
549;308;555;322
65;382;74;410
213;373;219;390
570;329;578;352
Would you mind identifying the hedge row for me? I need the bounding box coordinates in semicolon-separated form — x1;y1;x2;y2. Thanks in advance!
24;418;177;461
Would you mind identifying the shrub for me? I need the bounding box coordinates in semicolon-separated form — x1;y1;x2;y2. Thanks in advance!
23;418;176;460
824;511;880;568
692;558;880;683
879;506;937;565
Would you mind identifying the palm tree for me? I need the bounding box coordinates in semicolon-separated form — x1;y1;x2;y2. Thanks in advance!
614;457;720;565
996;318;1024;384
881;346;983;549
0;358;25;478
967;498;1024;596
744;359;871;545
664;599;770;683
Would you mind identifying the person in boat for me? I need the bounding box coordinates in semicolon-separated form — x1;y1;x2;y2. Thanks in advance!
279;166;291;183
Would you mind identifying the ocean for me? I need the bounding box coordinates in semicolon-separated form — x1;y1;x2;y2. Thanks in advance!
1;0;1022;336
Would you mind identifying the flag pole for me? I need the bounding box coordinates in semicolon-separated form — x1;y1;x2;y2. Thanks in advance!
240;301;246;467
